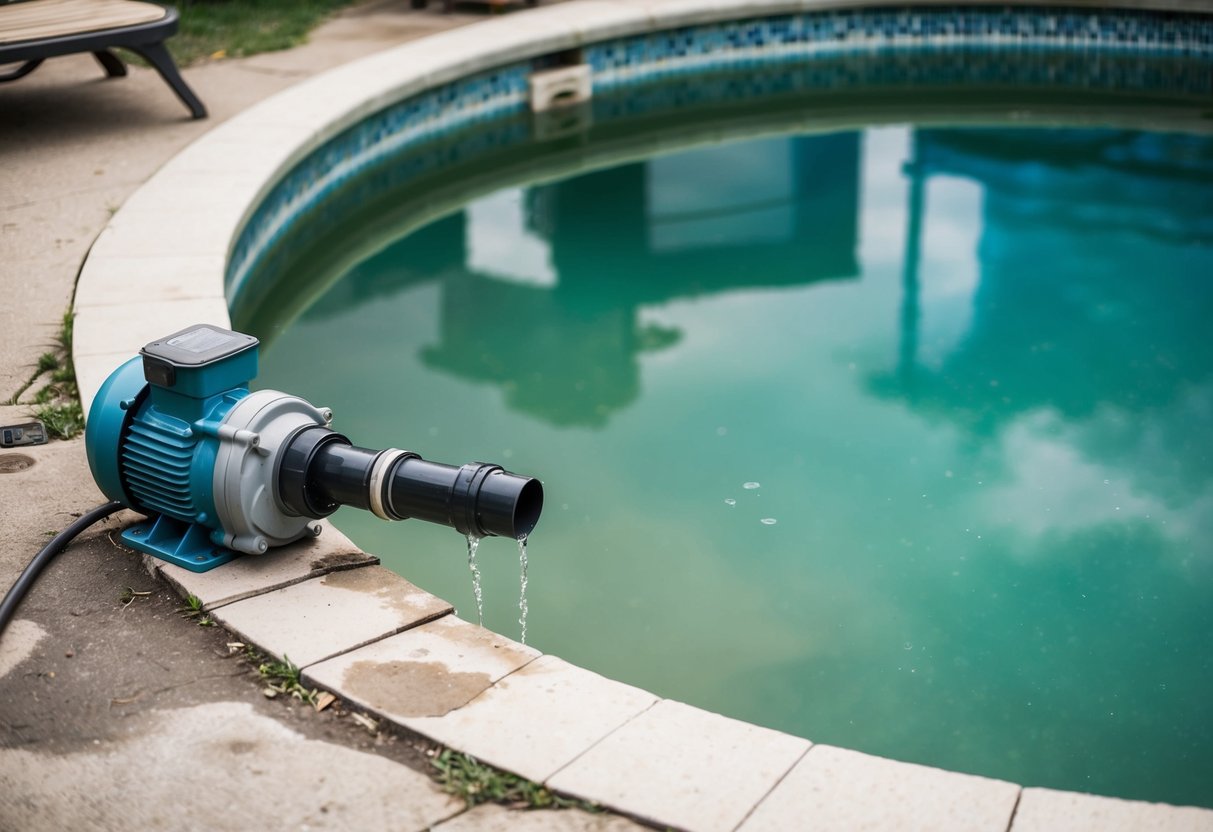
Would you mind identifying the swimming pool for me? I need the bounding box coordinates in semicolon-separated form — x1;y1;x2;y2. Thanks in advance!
230;10;1213;808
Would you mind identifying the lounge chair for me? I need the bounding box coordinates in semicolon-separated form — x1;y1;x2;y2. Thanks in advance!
0;0;206;118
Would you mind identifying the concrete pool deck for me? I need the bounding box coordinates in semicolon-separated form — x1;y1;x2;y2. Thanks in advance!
4;0;1213;829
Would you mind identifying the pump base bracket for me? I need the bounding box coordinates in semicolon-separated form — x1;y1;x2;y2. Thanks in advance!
122;515;236;573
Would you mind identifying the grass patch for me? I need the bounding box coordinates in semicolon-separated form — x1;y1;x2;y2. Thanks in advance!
32;401;84;440
431;749;598;811
13;311;80;436
168;0;360;66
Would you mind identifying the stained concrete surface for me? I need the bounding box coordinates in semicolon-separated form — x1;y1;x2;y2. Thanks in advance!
0;3;620;830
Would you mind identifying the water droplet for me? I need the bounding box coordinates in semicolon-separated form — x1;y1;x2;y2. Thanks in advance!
760;518;777;525
466;535;484;626
502;448;514;459
904;642;913;650
724;498;736;506
743;482;761;490
518;536;529;645
716;426;728;436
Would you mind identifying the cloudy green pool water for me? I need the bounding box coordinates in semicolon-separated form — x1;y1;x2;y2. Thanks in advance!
257;123;1213;807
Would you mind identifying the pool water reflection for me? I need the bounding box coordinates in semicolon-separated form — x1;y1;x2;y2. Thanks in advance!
259;124;1213;807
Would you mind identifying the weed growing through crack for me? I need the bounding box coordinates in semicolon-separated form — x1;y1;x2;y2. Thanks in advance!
178;594;205;617
252;653;320;705
430;749;599;811
176;595;214;626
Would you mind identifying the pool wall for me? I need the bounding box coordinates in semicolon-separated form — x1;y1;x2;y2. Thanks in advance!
73;1;1213;828
225;4;1213;317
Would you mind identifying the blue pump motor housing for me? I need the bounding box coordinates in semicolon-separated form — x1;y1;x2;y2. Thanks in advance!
86;324;330;572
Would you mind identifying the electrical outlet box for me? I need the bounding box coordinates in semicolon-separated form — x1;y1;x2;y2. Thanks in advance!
1;421;47;448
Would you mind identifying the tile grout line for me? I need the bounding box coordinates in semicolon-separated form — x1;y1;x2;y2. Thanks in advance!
541;695;663;786
295;605;456;671
193;558;383;612
1003;786;1025;832
728;741;817;832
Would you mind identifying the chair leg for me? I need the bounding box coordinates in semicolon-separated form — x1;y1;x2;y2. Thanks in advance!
127;41;207;119
0;59;44;83
93;49;127;78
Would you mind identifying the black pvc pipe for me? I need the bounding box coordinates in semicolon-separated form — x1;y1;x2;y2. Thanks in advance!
311;442;380;513
278;428;543;539
387;457;543;539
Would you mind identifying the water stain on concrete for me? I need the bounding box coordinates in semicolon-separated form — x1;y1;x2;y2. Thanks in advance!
343;659;492;717
321;566;393;593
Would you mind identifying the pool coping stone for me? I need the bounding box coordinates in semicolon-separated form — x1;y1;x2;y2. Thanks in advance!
737;743;1022;832
303;613;541;718
547;699;812;832
394;654;662;784
210;565;453;667
154;519;376;611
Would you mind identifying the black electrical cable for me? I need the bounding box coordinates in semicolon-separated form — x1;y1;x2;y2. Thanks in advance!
0;500;125;639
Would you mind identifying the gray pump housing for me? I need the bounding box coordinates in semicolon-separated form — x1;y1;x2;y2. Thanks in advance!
211;389;334;555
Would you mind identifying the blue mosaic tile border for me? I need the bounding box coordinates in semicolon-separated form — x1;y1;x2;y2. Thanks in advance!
227;62;531;299
590;48;1213;122
586;8;1213;90
227;6;1213;307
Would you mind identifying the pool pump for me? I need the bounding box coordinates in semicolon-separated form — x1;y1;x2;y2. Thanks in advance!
85;324;543;572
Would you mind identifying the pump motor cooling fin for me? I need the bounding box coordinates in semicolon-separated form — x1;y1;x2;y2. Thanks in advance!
86;324;542;573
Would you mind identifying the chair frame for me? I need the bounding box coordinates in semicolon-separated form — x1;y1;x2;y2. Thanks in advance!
0;4;206;119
